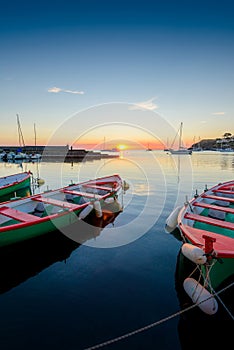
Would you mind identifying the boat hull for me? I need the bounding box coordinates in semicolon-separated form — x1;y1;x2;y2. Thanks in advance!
0;172;31;198
169;149;192;155
181;234;234;290
0;174;125;247
176;179;234;291
0;209;81;247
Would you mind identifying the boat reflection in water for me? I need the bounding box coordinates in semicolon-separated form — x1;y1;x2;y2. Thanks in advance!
174;245;233;349
0;208;121;295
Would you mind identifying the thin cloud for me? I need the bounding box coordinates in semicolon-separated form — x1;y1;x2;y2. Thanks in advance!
212;111;225;115
129;97;158;111
48;86;84;95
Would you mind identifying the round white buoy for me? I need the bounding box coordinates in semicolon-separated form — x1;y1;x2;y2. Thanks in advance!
165;206;183;233
78;204;93;220
93;200;103;218
183;277;218;315
37;178;45;186
182;243;207;264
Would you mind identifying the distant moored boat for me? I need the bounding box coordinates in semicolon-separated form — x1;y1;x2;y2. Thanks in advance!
169;122;192;155
0;172;31;198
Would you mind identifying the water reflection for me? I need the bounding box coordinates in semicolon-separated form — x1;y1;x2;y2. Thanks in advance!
0;210;120;295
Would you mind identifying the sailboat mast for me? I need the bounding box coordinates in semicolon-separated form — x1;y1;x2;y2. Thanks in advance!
16;114;26;149
179;122;183;149
17;114;21;148
34;123;37;149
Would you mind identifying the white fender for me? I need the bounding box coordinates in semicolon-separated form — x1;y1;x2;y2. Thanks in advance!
37;178;45;185
78;204;93;220
165;206;183;233
104;197;115;204
183;278;218;315
182;243;207;264
93;200;103;218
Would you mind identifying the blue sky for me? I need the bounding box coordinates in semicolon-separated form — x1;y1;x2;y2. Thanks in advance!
1;0;234;147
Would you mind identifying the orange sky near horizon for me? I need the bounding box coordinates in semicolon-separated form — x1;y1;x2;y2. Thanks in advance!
0;120;225;150
0;137;196;150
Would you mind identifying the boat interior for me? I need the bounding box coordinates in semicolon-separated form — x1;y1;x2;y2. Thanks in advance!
0;172;29;187
185;184;234;238
0;180;119;228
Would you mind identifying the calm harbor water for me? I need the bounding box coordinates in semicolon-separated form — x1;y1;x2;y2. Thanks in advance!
0;150;233;350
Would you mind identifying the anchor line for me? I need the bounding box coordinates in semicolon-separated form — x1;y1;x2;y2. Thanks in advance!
209;282;234;321
83;281;234;350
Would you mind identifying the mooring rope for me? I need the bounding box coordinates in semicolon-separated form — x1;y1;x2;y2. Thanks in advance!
209;282;234;321
83;281;234;350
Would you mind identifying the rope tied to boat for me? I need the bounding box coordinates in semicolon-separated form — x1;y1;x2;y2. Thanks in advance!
83;281;234;350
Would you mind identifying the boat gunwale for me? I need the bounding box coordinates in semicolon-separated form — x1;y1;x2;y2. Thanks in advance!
0;171;31;191
0;174;122;234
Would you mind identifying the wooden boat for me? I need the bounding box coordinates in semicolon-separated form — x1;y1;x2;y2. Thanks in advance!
0;172;31;198
166;180;234;315
0;174;126;247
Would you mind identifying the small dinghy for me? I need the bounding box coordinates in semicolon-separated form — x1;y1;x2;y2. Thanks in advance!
166;180;234;315
0;172;31;198
0;174;126;247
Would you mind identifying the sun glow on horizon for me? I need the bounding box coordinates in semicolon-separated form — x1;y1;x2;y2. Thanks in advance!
117;144;127;150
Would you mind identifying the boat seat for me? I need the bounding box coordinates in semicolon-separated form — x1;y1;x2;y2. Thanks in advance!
208;208;226;221
62;189;102;200
83;184;113;192
31;196;80;209
193;202;234;214
0;206;37;222
201;193;234;203
213;189;234;198
184;212;234;230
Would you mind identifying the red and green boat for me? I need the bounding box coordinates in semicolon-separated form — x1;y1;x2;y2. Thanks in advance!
0;171;31;198
0;174;125;247
166;180;234;315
